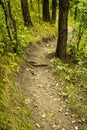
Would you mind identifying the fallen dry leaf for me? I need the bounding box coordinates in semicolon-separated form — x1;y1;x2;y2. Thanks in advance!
72;120;76;123
50;111;55;116
74;126;79;130
52;123;56;128
42;113;46;118
62;128;66;130
35;123;40;128
53;98;57;101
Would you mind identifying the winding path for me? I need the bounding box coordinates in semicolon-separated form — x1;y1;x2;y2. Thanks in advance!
17;39;84;130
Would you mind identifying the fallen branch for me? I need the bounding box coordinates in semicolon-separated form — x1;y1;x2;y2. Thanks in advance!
24;59;48;67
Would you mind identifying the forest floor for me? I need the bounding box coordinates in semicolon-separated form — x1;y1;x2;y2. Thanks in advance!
17;38;86;130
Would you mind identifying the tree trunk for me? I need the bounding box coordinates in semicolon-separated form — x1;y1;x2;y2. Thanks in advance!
30;0;34;11
0;0;18;53
56;0;69;59
0;0;12;41
43;0;50;22
38;0;40;23
52;0;57;23
8;0;18;52
21;0;33;26
74;0;79;20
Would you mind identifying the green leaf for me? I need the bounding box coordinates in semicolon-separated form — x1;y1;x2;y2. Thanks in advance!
56;65;65;71
61;91;68;98
65;75;70;81
0;42;5;46
0;48;4;53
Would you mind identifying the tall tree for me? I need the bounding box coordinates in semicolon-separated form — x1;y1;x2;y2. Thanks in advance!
21;0;33;26
43;0;50;22
52;0;57;23
0;0;18;53
56;0;69;59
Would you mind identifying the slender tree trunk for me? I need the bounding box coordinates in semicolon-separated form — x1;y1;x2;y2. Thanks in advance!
56;0;69;59
52;0;57;23
21;0;33;26
74;6;78;20
8;0;18;52
30;0;34;11
38;0;40;23
0;0;12;41
43;0;50;22
74;0;79;20
0;0;18;53
77;25;83;51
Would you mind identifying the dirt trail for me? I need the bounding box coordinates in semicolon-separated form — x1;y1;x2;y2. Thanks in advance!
17;39;84;130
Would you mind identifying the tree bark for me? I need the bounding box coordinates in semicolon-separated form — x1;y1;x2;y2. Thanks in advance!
56;0;69;59
43;0;50;22
52;0;57;23
21;0;33;26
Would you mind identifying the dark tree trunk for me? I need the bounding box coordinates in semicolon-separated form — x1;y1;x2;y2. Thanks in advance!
52;0;57;23
56;0;69;59
43;0;50;22
21;0;33;26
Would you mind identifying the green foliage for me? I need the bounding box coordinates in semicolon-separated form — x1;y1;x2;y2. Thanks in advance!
51;57;87;118
17;22;57;54
68;0;87;62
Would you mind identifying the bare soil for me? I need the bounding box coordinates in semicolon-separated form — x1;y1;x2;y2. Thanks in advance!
17;39;86;130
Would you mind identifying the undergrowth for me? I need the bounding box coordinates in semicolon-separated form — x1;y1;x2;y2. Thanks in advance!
50;57;87;119
17;22;57;54
0;54;34;130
